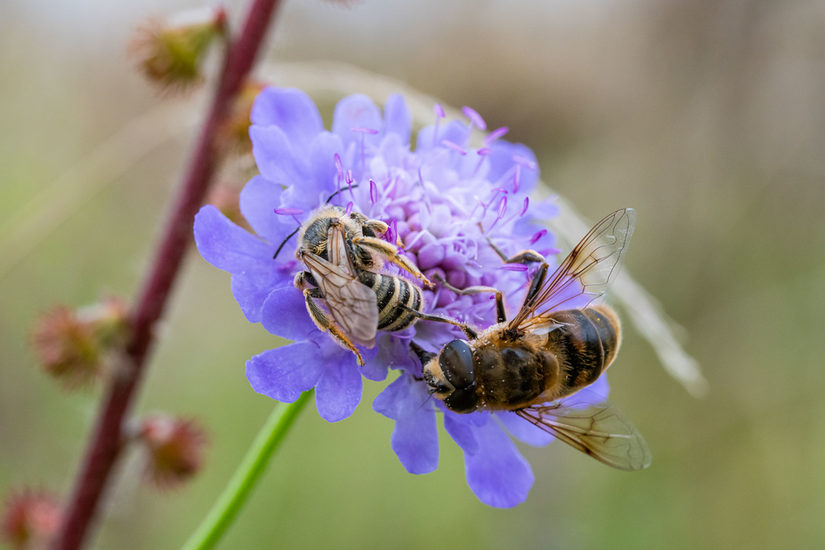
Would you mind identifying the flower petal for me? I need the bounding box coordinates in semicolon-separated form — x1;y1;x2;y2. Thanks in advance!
315;355;362;422
239;176;294;245
194;206;272;273
332;94;383;149
260;286;319;341
374;374;439;474
487;141;539;192
384;94;412;145
306;131;345;204
245;341;325;402
450;415;534;508
251;87;323;152
231;272;289;323
249;125;308;186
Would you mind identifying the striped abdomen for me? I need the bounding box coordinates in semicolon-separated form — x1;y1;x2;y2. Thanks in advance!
543;305;621;398
357;271;422;332
472;304;620;410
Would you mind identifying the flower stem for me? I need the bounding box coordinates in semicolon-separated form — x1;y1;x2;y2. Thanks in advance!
52;1;284;549
182;392;313;550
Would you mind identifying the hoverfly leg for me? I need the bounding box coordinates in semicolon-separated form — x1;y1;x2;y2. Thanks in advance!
521;262;549;309
352;236;435;289
400;304;478;340
433;274;507;324
300;287;365;366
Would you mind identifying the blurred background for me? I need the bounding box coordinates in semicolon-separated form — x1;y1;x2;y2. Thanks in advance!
2;0;824;548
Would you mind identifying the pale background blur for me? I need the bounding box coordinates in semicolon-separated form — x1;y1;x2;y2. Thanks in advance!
2;0;824;548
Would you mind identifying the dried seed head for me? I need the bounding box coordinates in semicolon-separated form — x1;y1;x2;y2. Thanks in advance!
1;489;61;550
31;297;129;389
139;416;208;489
130;7;227;93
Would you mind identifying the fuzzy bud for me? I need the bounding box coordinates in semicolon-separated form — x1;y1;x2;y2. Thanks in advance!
130;7;227;92
138;416;208;488
218;80;267;155
31;297;129;389
1;489;61;550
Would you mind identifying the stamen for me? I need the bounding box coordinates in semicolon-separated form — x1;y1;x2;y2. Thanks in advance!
345;170;354;198
441;140;467;155
487;196;508;231
273;207;304;216
513;154;537;170
334;153;344;194
462;106;487;132
369;179;378;205
512;165;522;193
499;264;529;272
345;201;354;215
351;127;379;135
433;103;445;147
530;229;547;245
472;147;490;177
484;126;509;145
520;196;529;217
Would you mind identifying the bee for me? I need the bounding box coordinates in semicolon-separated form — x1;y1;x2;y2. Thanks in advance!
288;205;436;366
415;208;651;470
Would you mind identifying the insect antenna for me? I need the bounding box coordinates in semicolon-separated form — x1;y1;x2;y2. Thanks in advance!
272;226;300;260
324;183;360;205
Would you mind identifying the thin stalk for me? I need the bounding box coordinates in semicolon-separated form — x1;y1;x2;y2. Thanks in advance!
182;392;313;550
52;1;284;548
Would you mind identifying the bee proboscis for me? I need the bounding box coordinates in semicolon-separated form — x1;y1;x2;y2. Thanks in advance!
417;208;651;471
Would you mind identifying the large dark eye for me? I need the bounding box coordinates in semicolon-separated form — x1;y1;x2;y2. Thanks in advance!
444;387;478;414
439;340;475;390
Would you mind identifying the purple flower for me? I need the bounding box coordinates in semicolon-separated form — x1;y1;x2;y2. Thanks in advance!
193;87;610;507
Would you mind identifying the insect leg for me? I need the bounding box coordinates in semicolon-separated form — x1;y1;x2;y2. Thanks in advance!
301;288;365;366
478;223;546;265
352;236;435;288
399;304;478;340
522;262;549;308
433;274;506;324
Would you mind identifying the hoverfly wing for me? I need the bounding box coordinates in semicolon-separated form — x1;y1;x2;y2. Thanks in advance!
510;208;635;332
515;398;651;471
301;251;378;347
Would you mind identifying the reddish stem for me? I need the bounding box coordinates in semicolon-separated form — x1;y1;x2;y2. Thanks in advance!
53;1;283;548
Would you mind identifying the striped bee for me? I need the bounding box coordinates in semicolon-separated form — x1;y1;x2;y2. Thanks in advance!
292;206;435;365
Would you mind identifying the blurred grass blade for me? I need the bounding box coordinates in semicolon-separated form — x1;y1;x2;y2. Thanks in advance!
0;98;200;279
182;391;312;550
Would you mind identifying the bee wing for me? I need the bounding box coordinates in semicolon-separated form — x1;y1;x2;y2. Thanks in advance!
301;250;378;348
509;208;635;332
515;397;651;471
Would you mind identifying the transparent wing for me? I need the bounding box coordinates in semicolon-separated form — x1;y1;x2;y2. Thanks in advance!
515;397;651;471
509;207;635;332
301;234;378;347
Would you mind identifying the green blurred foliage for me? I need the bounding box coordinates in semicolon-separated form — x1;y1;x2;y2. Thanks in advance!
2;0;824;548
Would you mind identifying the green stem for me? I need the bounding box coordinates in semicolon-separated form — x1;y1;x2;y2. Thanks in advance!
182;391;313;550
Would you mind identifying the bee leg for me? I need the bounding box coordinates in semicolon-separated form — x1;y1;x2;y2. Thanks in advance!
399;304;478;340
293;270;318;290
363;219;389;236
352;236;435;289
433;274;507;324
301;288;365;366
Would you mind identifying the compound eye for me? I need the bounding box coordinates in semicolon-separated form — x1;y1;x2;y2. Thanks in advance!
438;340;475;390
